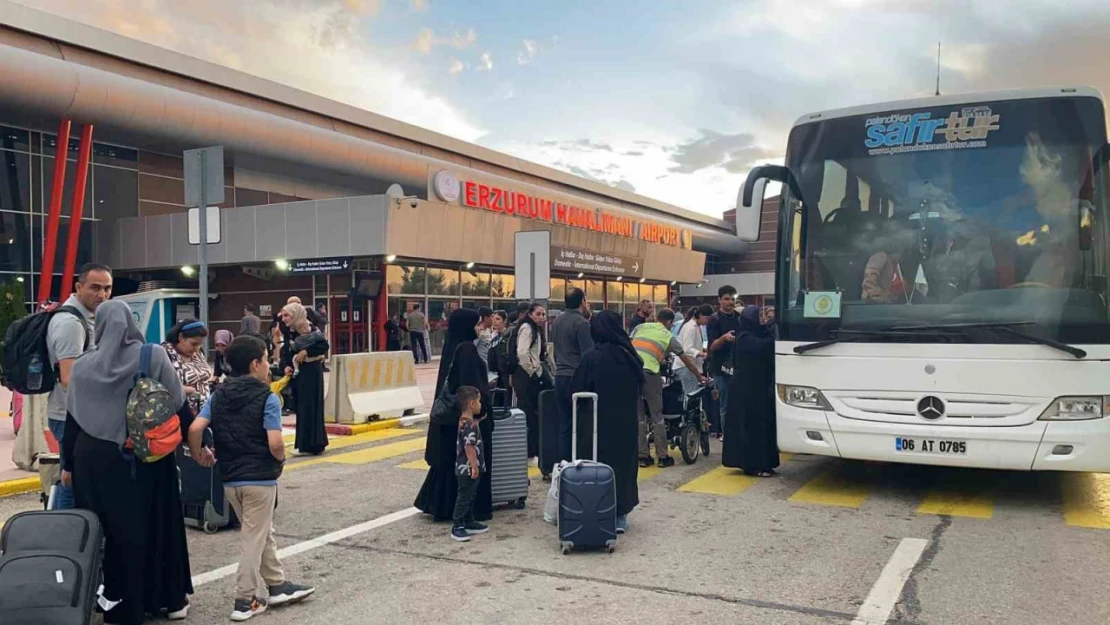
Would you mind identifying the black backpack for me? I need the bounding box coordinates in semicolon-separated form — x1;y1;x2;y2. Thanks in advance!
494;324;521;373
0;305;87;395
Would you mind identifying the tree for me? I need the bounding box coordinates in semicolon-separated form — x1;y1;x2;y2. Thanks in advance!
0;279;27;340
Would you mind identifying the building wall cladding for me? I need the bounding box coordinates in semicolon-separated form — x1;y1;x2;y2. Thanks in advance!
719;196;780;274
0;20;728;237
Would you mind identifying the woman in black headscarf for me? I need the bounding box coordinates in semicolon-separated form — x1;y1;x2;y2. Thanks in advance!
415;308;493;521
570;310;644;534
722;305;778;477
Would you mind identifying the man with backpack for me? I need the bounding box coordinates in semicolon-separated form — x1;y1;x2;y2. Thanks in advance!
47;263;113;509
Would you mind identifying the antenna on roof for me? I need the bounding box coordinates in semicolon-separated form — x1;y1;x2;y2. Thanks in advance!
935;42;942;97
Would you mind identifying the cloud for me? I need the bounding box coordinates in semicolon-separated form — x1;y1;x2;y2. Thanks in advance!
410;0;428;11
517;39;539;65
448;59;466;75
413;27;477;55
622;150;644;156
613;180;636;193
26;0;485;142
478;51;493;71
667;130;778;174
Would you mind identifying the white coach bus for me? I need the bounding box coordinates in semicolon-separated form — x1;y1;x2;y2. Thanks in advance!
737;87;1110;471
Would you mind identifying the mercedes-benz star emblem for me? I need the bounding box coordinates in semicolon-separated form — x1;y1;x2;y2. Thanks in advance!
916;396;945;420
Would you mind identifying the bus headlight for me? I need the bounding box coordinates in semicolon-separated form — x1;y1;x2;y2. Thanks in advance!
1038;396;1107;421
777;385;832;410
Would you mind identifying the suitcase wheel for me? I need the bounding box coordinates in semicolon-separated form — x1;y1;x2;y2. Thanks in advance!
203;521;220;534
513;497;527;510
561;545;571;556
608;545;616;554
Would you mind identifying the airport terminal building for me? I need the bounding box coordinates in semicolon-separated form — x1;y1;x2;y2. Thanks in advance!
0;2;744;355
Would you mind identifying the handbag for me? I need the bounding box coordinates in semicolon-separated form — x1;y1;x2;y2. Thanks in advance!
429;351;459;425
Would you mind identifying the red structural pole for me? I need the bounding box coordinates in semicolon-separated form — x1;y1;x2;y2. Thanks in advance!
376;274;388;351
60;124;94;300
38;119;72;304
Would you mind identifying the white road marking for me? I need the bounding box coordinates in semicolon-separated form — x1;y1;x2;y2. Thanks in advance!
851;537;929;625
191;506;420;587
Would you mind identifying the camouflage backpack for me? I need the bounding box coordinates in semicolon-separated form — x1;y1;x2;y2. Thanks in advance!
124;344;182;463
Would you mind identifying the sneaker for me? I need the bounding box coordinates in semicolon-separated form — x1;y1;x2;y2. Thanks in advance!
450;525;471;542
230;597;267;621
615;514;628;535
464;521;489;535
657;456;675;468
638;456;653;468
167;604;189;620
268;581;316;607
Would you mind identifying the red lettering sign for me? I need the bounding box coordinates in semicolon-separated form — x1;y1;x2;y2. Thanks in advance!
454;179;684;247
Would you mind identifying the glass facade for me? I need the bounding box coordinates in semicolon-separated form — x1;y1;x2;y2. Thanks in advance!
0;124;126;308
386;260;673;354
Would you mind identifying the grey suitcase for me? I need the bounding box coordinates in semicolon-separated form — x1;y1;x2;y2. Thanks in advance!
489;389;529;509
558;392;618;554
0;509;104;625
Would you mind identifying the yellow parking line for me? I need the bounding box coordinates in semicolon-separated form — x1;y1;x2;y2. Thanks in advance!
1062;473;1110;529
917;489;994;519
283;427;417;450
288;437;426;470
677;466;760;496
789;469;873;508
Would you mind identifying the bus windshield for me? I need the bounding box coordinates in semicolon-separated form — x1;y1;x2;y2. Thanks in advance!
778;95;1110;345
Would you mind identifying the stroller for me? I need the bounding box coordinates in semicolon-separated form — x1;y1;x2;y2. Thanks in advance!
660;365;711;464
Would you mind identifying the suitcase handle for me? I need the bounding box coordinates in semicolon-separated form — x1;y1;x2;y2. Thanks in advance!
571;392;599;462
489;388;509;409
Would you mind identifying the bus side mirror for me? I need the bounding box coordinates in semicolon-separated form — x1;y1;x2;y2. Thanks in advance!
735;174;768;242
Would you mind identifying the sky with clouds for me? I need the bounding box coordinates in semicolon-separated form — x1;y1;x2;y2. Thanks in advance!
20;0;1110;217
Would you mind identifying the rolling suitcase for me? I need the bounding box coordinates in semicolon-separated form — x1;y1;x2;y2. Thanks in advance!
178;428;236;533
489;389;529;509
0;509;103;624
538;388;560;479
557;392;618;554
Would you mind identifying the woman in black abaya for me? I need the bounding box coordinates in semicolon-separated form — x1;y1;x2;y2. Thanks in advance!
722;305;778;477
570;310;644;534
282;303;330;455
64;301;194;623
415;308;493;521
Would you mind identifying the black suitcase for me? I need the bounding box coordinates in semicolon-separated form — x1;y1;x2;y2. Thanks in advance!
538;389;560;479
557;392;618;554
0;509;103;624
178;428;236;533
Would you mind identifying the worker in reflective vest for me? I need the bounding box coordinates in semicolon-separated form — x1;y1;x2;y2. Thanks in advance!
631;309;708;468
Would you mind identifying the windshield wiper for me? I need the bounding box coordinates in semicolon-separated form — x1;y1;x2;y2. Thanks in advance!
792;328;952;354
891;322;1087;359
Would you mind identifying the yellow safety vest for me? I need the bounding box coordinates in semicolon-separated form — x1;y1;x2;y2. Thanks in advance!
631;322;673;375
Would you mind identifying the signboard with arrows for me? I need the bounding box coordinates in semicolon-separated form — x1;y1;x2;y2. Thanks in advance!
551;246;643;277
290;257;352;275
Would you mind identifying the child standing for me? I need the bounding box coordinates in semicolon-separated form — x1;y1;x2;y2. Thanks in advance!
188;335;316;621
451;386;489;542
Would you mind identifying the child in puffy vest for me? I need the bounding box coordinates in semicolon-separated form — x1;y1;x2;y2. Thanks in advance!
188;335;316;621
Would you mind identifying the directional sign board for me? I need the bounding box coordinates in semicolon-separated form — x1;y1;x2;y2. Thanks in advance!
514;230;551;301
183;146;225;207
551;246;642;277
188;206;221;244
290;257;352;275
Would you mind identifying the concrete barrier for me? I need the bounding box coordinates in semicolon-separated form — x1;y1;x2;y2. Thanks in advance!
324;351;425;424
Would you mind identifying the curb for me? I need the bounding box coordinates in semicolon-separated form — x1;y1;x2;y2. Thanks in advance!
0;476;40;499
325;413;430;436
